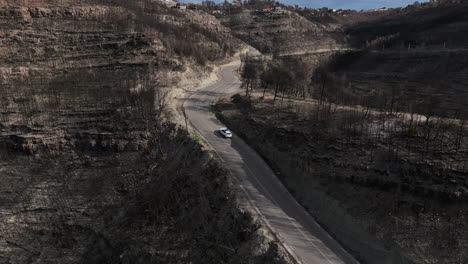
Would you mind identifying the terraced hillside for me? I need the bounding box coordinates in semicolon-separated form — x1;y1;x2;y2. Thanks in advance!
0;1;293;263
218;5;344;55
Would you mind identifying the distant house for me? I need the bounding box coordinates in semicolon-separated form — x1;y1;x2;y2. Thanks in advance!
159;0;177;7
187;3;197;10
368;7;388;12
255;7;286;16
272;7;285;15
212;10;224;15
154;0;177;7
173;3;187;10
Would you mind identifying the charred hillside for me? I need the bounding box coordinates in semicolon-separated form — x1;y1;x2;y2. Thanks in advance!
226;1;468;119
0;0;242;158
217;2;344;55
0;0;293;263
345;1;468;49
223;1;468;263
315;1;468;119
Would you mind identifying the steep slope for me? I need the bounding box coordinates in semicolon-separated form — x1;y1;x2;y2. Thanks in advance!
0;1;293;263
216;94;468;264
315;1;468;118
216;1;468;263
218;5;344;55
224;1;468;119
345;2;468;49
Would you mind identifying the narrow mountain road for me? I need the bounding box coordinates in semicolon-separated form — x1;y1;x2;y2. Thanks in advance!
183;61;359;264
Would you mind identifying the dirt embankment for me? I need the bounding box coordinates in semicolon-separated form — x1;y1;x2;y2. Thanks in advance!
215;94;468;264
0;1;292;263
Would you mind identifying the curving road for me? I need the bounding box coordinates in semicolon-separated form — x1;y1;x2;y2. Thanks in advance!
183;61;358;264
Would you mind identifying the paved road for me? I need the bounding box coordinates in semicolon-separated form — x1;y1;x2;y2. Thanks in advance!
183;61;358;264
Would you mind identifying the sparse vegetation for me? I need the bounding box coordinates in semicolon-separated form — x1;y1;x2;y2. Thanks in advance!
0;0;291;263
215;94;468;264
221;1;468;263
2;0;468;263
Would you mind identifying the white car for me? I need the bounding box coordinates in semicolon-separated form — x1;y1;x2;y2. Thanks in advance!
219;127;233;138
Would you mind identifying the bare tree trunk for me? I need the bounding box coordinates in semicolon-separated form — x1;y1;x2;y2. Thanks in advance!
273;83;279;102
262;83;268;99
319;82;325;106
183;108;188;131
281;87;286;106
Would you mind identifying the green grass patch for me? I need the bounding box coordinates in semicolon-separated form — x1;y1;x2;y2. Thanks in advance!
191;131;203;143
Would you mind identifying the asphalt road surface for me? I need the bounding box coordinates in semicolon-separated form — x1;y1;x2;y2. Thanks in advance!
183;61;359;264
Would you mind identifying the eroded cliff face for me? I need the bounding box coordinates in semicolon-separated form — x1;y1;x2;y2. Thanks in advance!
0;1;292;263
